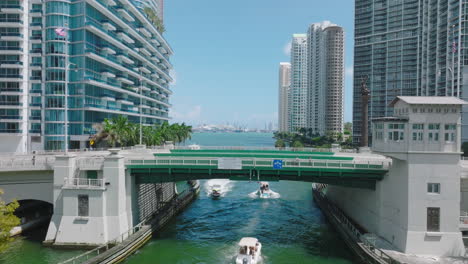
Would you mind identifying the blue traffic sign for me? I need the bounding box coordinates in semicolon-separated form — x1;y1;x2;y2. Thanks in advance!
273;159;283;169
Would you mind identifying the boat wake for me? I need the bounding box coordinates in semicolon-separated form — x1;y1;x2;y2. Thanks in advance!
204;179;234;197
248;190;281;199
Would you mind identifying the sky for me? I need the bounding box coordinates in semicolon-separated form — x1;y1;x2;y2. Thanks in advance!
164;0;355;129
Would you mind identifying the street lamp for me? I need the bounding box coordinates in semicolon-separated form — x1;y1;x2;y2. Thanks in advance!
139;69;143;145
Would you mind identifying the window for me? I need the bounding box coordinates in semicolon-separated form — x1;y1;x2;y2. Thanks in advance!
428;123;440;142
388;123;405;141
78;194;89;217
427;207;440;232
427;183;440;194
412;123;424;141
444;124;456;142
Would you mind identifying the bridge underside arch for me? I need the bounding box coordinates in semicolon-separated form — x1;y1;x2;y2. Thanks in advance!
0;171;53;204
130;167;385;189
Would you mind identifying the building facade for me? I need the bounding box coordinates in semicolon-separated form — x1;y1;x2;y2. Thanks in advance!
0;0;172;153
307;21;344;135
289;34;307;132
353;0;468;144
287;22;345;134
278;62;290;132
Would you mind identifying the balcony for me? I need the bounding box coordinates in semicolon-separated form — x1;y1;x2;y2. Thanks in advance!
30;48;42;55
101;20;116;31
0;33;22;41
30;8;42;16
116;76;134;85
30;21;42;28
30;62;42;69
101;95;116;102
0;46;23;55
117;98;134;105
139;47;151;57
0;61;22;68
0;115;22;121
0;19;23;27
101;71;116;78
0;74;22;81
116;7;135;22
117;54;134;64
139;66;151;74
30;88;42;94
103;0;117;6
63;177;105;190
0;129;22;134
117;31;135;44
138;27;151;38
0;5;23;14
101;45;116;55
30;37;42;44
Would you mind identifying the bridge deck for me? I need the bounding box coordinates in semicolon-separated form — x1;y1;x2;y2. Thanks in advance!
127;149;390;189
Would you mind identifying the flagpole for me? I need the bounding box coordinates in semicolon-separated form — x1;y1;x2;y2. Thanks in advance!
64;24;69;153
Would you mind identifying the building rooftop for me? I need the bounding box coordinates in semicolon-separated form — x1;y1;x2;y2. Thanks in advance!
389;96;467;107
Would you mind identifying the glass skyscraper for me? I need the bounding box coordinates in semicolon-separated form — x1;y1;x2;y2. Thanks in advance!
0;0;172;152
353;0;468;144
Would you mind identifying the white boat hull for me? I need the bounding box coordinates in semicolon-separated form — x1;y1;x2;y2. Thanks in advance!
236;242;262;264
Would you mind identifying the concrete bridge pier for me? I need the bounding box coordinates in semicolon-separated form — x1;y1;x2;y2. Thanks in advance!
44;150;133;247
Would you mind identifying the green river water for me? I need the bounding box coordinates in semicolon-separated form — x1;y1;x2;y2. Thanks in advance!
0;132;357;264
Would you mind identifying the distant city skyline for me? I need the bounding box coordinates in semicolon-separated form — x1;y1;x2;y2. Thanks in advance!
164;0;355;128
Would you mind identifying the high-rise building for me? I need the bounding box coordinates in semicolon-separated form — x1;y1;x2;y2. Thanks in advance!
307;21;344;135
287;22;345;134
0;0;172;153
289;34;307;132
353;0;468;144
278;62;290;132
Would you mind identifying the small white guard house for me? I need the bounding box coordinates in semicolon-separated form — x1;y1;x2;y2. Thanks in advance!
372;96;466;256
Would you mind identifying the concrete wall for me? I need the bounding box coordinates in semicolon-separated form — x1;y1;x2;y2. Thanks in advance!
0;170;53;204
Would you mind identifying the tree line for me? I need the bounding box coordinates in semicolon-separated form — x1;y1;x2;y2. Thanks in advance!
274;126;355;149
91;116;192;148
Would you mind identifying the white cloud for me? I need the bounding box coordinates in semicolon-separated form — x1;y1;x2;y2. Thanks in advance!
170;105;202;124
283;41;292;56
169;69;177;85
345;66;353;78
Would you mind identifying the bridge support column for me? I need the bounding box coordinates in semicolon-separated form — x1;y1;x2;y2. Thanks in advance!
44;151;134;247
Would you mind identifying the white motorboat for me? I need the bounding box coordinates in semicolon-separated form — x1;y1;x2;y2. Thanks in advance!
211;184;221;198
257;182;272;198
235;237;262;264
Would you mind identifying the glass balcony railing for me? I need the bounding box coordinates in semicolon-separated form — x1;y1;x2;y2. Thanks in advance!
0;33;22;37
0;129;22;133
0;47;22;51
30;62;42;67
29;116;41;120
0;74;22;78
0;101;21;106
29;129;41;133
30;76;41;80
0;19;22;23
0;115;21;120
1;88;22;92
0;61;22;65
31;35;42;40
30;88;42;93
30;48;42;53
0;5;23;10
30;8;42;13
29;103;42;107
30;22;42;27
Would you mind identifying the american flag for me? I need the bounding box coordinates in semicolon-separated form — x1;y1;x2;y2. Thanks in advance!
55;27;67;37
452;41;457;53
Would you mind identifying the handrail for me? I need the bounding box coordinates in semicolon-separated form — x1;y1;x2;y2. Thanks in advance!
63;178;105;188
126;157;390;170
313;187;401;264
59;185;196;264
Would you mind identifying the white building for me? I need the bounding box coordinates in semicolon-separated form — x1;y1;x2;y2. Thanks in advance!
278;62;290;132
328;96;466;256
307;21;344;135
289;34;307;132
286;22;345;134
